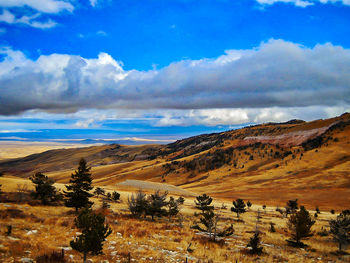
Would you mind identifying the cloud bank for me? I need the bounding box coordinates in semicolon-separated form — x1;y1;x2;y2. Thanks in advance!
0;39;349;120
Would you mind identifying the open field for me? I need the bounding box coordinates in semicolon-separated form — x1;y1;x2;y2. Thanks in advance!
0;180;348;263
0;141;93;161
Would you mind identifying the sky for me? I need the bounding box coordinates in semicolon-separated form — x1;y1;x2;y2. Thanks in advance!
0;0;350;143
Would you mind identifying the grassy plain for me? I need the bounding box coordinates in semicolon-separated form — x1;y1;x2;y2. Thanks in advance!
0;177;349;263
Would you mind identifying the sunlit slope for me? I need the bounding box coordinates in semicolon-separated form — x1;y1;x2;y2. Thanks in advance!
0;113;349;209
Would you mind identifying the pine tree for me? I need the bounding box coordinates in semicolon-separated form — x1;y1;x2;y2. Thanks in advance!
287;206;315;246
70;208;112;263
29;172;57;205
231;199;246;219
94;187;105;197
194;194;214;212
316;206;320;214
167;196;179;220
192;194;217;241
177;196;185;205
147;190;168;220
329;210;350;252
64;158;93;211
192;194;234;241
112;191;120;202
247;201;252;210
286;199;298;215
128;190;148;218
247;231;263;255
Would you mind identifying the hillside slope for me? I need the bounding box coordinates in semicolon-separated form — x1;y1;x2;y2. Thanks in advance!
1;113;349;209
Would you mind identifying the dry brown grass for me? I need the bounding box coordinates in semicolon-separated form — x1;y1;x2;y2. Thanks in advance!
0;192;348;263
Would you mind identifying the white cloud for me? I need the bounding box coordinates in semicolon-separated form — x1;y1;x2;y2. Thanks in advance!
89;0;98;7
0;10;57;29
0;39;349;122
0;0;73;14
256;0;350;7
0;0;73;29
153;106;350;126
96;30;107;36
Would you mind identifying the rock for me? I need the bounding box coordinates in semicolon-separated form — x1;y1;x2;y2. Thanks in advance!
20;258;33;263
26;230;38;235
59;246;72;251
8;236;20;241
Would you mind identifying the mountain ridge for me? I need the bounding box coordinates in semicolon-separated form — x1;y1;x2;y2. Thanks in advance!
1;113;349;209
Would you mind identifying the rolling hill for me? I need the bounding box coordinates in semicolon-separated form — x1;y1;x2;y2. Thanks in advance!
1;113;349;209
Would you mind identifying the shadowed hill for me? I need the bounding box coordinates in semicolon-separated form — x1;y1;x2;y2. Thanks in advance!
0;113;349;209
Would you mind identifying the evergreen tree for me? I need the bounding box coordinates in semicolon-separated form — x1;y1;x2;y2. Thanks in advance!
192;194;217;241
286;199;298;214
112;191;120;202
94;187;105;197
316;206;320;214
194;194;214;212
231;199;246;218
128;190;148;218
192;194;234;241
70;208;112;263
247;231;263;255
167;196;179;220
147;190;168;220
64;158;93;211
177;196;185;205
329;210;350;252
247;201;252;210
287;206;315;246
29;172;57;205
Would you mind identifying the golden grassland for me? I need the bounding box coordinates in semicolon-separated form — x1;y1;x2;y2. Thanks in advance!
0;179;349;263
0;141;91;161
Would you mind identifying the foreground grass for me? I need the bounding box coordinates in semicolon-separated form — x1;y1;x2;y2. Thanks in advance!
0;194;348;263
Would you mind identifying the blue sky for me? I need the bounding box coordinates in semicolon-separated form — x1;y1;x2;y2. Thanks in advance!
0;0;350;143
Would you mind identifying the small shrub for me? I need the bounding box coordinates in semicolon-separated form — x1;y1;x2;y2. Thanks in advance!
36;250;66;263
112;191;120;202
317;227;329;237
247;231;263;255
269;222;276;233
